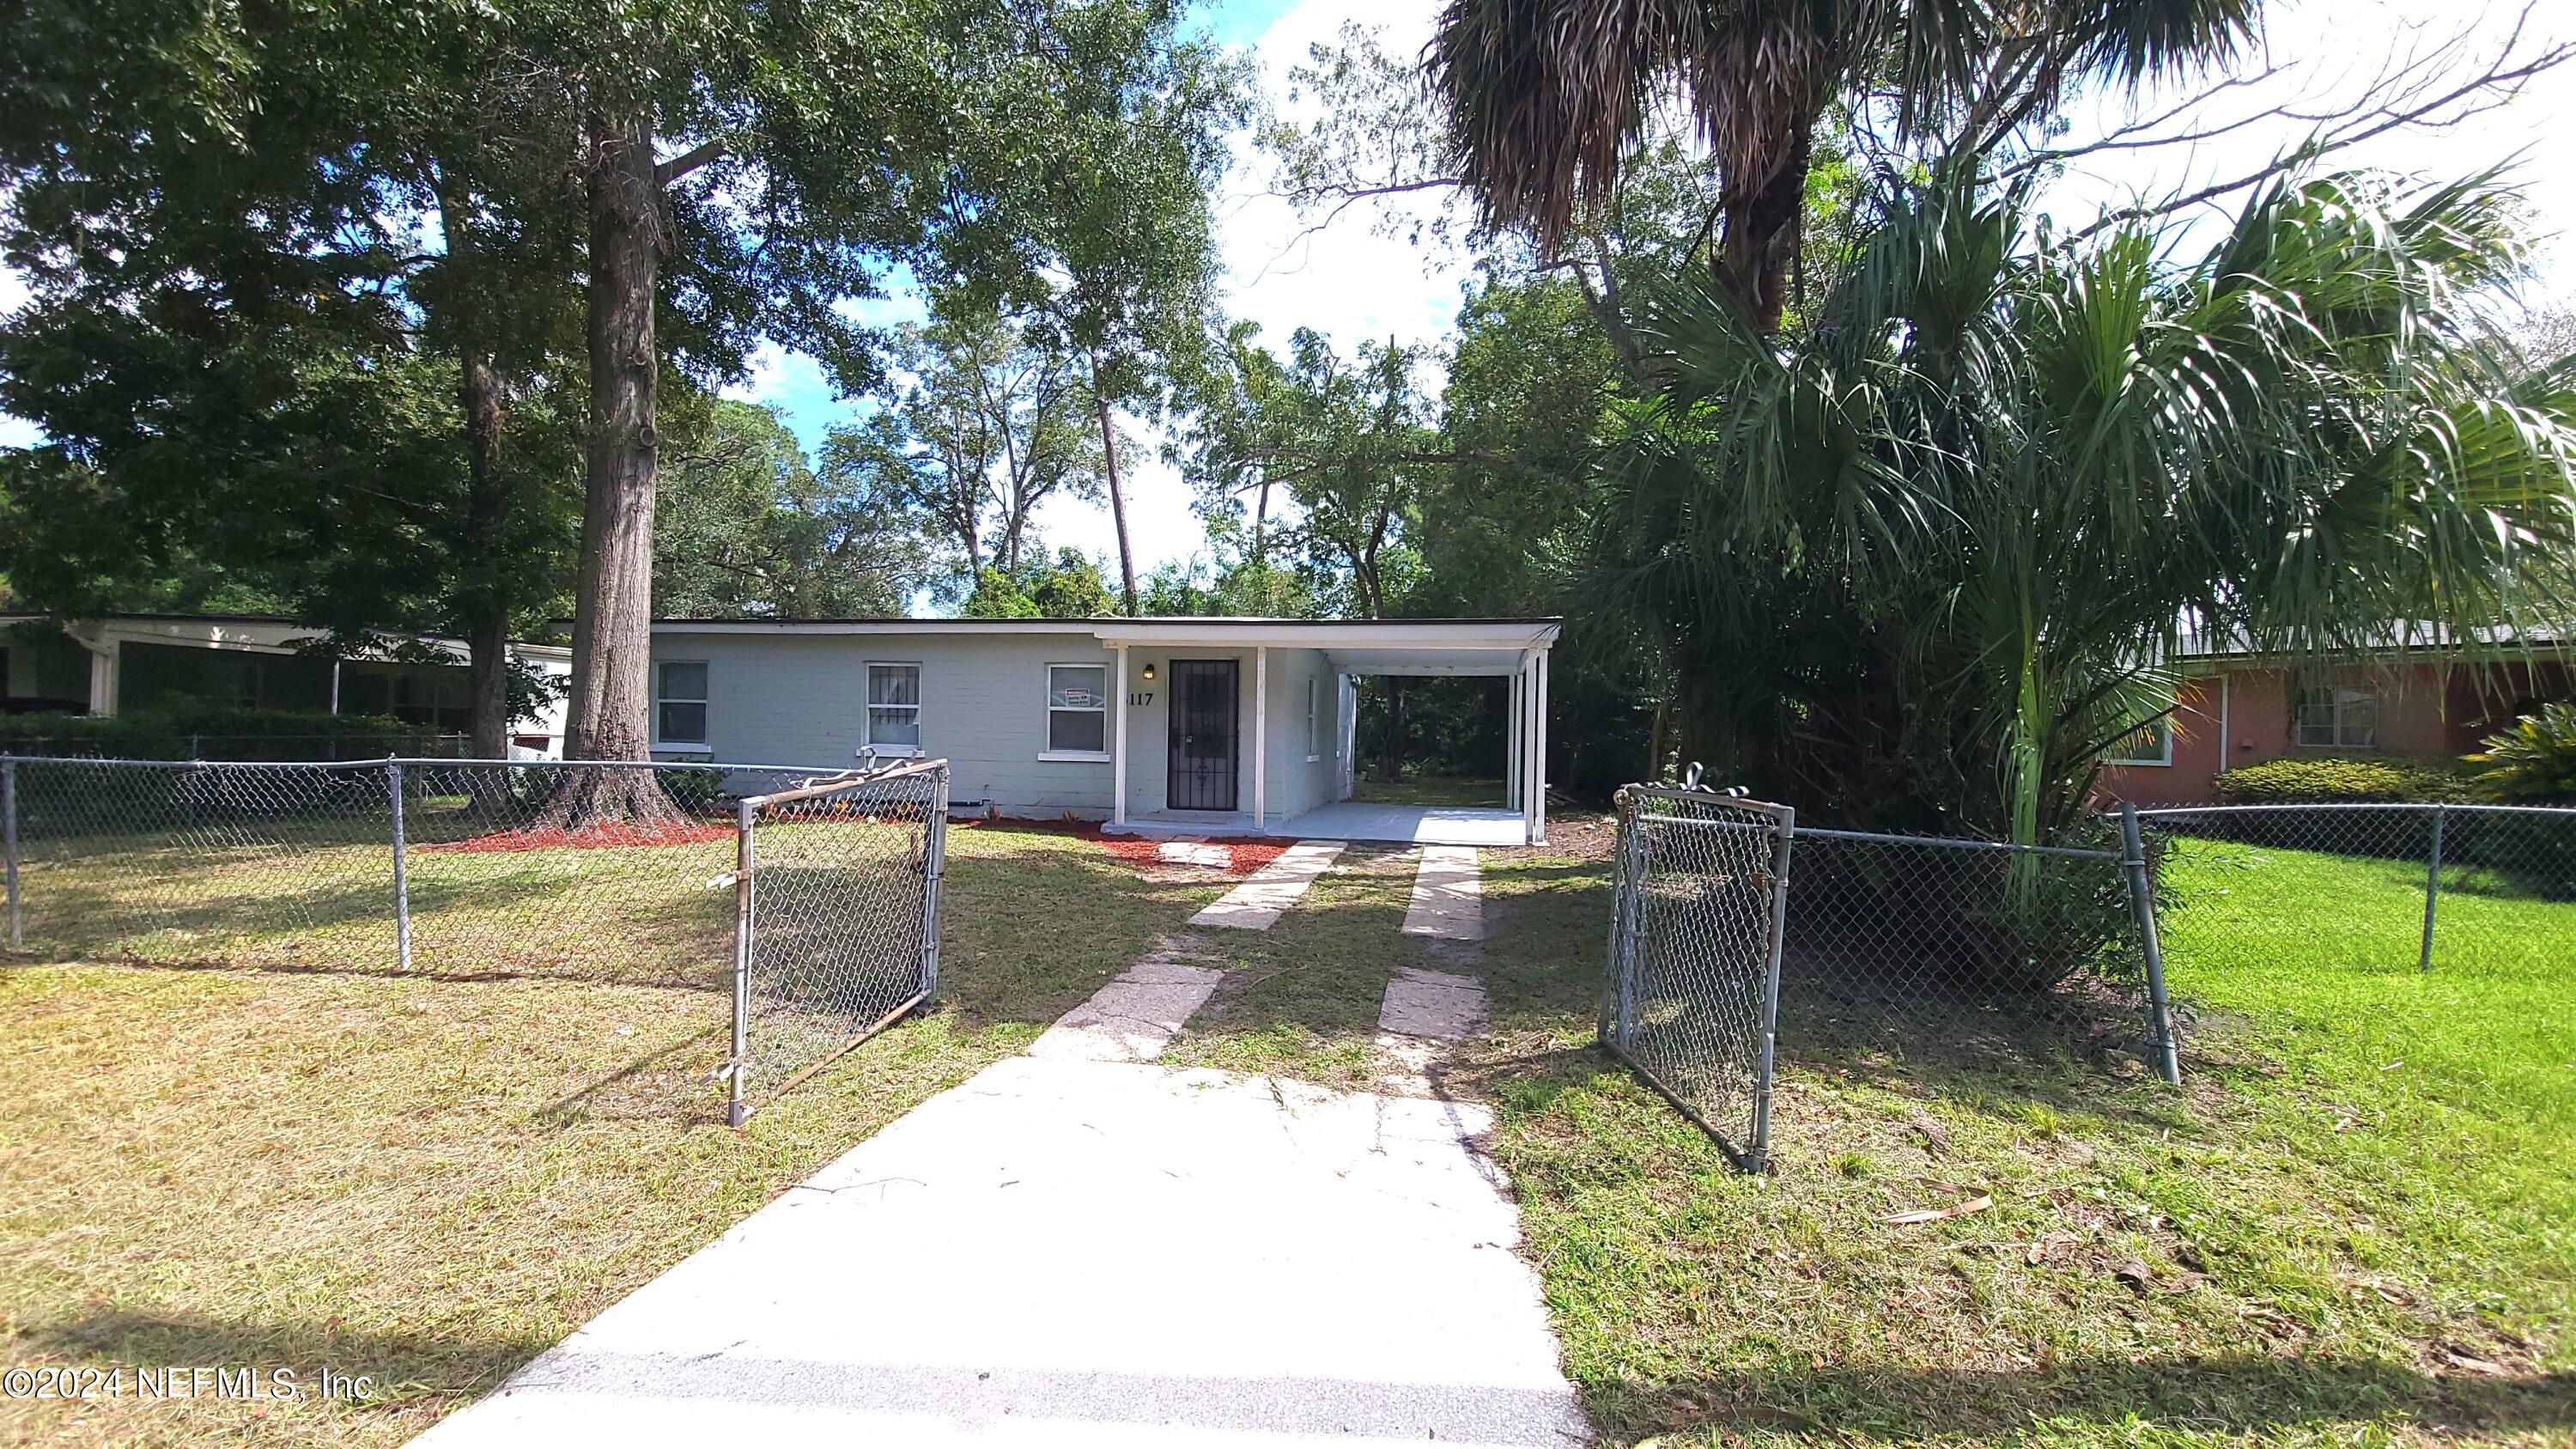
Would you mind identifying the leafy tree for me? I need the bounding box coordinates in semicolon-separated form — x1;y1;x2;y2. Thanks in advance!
1595;162;2576;843
823;311;1105;602
960;549;1119;619
653;398;933;618
1425;0;2257;327
1135;555;1326;618
994;20;1248;613
1177;326;1439;618
0;0;587;756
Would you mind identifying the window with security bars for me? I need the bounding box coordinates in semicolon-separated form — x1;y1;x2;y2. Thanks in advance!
1046;664;1109;756
866;663;922;752
656;661;708;746
2296;685;2378;749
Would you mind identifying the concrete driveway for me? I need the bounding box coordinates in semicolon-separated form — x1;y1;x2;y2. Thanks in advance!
410;1051;1588;1446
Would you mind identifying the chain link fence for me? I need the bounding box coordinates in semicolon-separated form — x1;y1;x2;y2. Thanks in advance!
1601;784;1795;1171
1777;813;2180;1085
1603;783;2184;1170
1604;783;2576;1172
2138;802;2576;972
726;763;949;1124
0;754;951;1121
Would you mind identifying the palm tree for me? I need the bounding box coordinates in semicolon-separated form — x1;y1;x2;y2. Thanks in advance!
1591;161;2576;845
1426;0;2259;329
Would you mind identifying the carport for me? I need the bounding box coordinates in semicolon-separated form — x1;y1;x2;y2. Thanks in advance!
1088;618;1559;847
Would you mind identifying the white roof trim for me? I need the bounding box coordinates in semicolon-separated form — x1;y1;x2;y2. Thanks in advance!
647;617;1562;651
650;619;1102;636
1091;620;1558;650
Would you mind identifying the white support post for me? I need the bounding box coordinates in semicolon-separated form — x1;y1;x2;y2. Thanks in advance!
1338;673;1358;801
1534;649;1550;845
87;642;115;717
1252;646;1268;830
1506;669;1523;813
1113;643;1129;827
1504;652;1525;840
330;658;343;715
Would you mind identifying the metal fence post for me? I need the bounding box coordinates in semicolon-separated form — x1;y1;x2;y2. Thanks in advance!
2118;803;2182;1086
2418;803;2446;972
1598;790;1632;1050
1610;798;1649;1054
1746;806;1795;1173
917;770;950;1000
3;757;20;951
387;760;411;970
728;796;756;1129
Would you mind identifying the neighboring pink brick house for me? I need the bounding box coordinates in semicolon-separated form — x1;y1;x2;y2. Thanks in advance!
2094;644;2573;807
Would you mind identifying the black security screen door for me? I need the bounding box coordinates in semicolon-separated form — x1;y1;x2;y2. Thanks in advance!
1167;659;1239;812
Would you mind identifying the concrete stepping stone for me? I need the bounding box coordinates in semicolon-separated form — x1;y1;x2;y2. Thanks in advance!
1402;845;1484;941
1373;966;1491;1097
1027;936;1229;1063
1188;839;1345;931
1379;966;1488;1042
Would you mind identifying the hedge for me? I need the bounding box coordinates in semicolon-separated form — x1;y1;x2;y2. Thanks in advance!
2211;755;2477;806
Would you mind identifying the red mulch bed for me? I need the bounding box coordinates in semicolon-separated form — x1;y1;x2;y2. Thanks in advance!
953;817;1290;875
417;821;738;854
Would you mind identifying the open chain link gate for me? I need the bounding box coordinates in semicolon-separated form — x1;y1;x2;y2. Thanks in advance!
725;759;950;1125
1601;781;1795;1172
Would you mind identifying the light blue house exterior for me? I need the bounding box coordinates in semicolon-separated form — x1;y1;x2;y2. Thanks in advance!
646;617;1560;845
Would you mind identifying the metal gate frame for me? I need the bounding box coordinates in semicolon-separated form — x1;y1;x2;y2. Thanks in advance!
726;758;951;1126
1601;782;1795;1172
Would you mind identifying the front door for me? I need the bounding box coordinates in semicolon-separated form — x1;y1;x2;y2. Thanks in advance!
1167;659;1239;812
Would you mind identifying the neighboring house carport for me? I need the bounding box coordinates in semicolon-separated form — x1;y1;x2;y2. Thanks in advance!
1091;618;1558;848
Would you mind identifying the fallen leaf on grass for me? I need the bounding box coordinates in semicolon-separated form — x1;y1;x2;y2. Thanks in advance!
2113;1258;2154;1294
1882;1190;1992;1225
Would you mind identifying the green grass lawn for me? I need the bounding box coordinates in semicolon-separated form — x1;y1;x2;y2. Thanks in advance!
0;822;1229;1447
1351;772;1510;808
1449;840;2574;1447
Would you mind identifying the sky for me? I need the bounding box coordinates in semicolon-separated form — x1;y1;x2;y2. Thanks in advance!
745;0;2576;598
7;0;2572;596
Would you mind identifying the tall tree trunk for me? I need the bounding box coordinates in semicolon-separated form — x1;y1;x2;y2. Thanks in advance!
1252;475;1270;562
1715;110;1817;333
432;165;522;810
1091;356;1135;615
550;106;679;825
458;350;513;766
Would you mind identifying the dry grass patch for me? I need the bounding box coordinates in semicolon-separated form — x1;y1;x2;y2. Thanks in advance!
0;824;1218;1447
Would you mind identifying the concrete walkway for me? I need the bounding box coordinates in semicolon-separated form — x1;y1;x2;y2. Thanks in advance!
1403;844;1485;941
1027;935;1229;1064
412;907;1585;1449
1189;839;1345;931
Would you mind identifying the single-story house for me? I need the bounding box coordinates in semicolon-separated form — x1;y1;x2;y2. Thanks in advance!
0;612;574;756
2094;632;2572;807
647;616;1563;845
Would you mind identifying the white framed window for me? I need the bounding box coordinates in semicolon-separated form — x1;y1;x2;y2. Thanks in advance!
1041;663;1109;760
1303;677;1320;762
2296;684;2378;750
654;660;709;749
2105;715;2172;766
865;662;923;754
